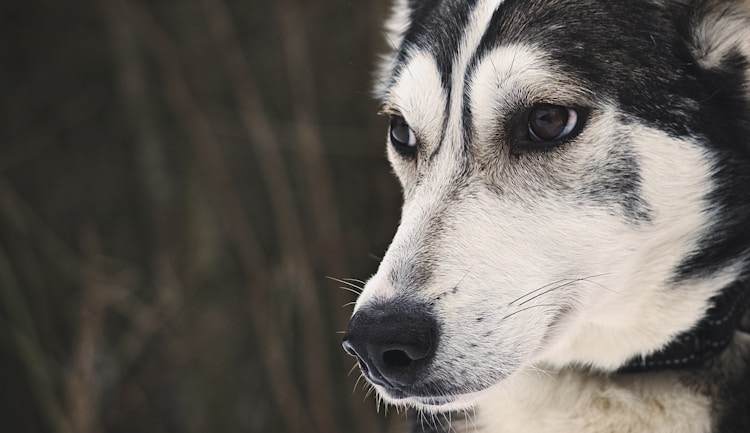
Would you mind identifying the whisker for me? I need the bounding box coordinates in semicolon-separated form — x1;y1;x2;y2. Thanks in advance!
579;275;619;294
516;279;580;306
508;278;572;306
510;273;612;306
446;411;455;432
348;362;360;377
339;286;363;296
344;277;368;286
423;412;433;431
364;383;376;400
455;262;475;290
461;408;471;433
500;303;557;321
326;276;364;292
418;410;427;432
434;411;448;431
467;406;478;433
354;373;370;397
353;373;363;393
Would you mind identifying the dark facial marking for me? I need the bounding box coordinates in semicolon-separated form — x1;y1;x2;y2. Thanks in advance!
395;0;750;276
398;0;479;91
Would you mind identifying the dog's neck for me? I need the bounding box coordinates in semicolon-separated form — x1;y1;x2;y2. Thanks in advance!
619;281;750;373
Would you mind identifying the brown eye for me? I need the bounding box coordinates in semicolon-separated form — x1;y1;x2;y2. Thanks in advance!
389;115;417;156
528;104;580;142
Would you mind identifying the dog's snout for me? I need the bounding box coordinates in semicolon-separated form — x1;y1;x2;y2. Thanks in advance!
343;301;438;389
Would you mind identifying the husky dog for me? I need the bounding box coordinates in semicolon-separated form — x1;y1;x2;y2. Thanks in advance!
343;0;750;432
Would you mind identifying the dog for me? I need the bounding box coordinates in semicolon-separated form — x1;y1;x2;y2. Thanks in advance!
342;0;750;431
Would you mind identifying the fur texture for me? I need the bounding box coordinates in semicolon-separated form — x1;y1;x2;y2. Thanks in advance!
345;1;750;431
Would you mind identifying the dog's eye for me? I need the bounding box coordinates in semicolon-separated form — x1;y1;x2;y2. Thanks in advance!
527;104;584;143
389;115;418;156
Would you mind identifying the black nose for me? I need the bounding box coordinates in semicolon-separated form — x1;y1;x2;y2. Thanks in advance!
342;301;438;389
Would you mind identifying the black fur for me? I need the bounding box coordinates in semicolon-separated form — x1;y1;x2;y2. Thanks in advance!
393;0;750;276
675;49;750;280
399;0;478;92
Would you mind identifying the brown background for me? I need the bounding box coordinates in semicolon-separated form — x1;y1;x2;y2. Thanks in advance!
0;0;409;431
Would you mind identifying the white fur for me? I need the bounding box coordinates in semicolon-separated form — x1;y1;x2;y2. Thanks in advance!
475;366;712;433
536;127;722;370
355;0;750;431
443;0;506;154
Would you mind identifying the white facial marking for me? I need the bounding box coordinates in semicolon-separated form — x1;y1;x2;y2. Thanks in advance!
536;127;719;370
443;0;506;155
388;51;446;148
362;0;508;309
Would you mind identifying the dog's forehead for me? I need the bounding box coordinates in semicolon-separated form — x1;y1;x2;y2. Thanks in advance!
394;0;685;89
384;0;706;138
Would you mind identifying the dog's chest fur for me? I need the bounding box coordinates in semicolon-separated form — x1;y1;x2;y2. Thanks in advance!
476;370;711;433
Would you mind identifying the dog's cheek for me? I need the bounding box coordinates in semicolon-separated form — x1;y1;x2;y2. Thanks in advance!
387;146;418;193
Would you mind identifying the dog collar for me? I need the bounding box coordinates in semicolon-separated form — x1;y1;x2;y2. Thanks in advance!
619;281;750;373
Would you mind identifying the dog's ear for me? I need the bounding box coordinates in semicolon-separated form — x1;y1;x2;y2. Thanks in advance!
689;0;750;74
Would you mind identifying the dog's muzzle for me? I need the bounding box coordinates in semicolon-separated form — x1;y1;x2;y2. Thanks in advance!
342;300;438;395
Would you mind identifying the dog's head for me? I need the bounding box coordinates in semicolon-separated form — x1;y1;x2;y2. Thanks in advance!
344;0;750;412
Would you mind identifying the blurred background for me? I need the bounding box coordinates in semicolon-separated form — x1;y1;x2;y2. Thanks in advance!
0;0;410;432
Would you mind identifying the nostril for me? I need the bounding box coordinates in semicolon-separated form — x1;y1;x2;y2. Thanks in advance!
382;349;413;369
342;340;371;373
342;340;357;357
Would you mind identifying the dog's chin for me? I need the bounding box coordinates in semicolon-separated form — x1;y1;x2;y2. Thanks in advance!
375;385;489;413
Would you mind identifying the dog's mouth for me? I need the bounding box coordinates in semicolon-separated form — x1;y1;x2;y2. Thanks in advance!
344;296;562;412
350;359;487;410
373;382;490;411
372;376;492;412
